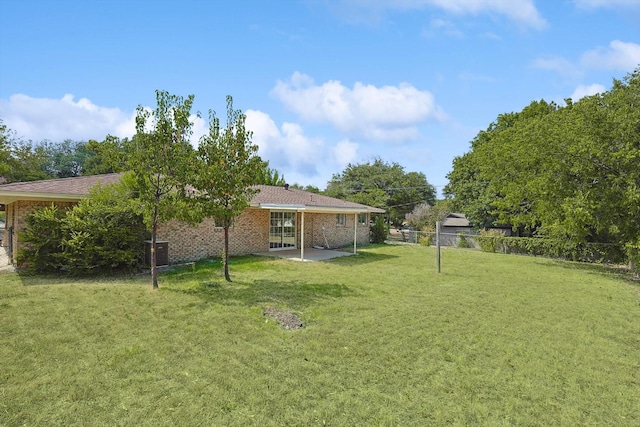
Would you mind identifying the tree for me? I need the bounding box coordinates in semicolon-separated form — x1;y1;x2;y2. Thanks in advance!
5;139;50;182
40;139;93;178
190;96;263;282
126;90;196;289
0;119;11;178
254;160;285;186
325;157;436;225
83;136;128;175
405;200;451;231
290;183;321;193
445;68;640;257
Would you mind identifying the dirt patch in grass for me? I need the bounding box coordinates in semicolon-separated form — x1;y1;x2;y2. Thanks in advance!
264;306;304;330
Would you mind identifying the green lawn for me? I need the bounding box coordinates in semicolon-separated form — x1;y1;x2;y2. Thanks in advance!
1;245;639;426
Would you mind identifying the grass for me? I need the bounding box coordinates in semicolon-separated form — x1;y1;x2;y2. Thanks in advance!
1;245;639;426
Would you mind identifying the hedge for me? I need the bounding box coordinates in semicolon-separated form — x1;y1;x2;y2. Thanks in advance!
475;235;627;264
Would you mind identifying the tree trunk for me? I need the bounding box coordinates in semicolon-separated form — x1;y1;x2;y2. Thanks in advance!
151;205;159;289
223;225;231;282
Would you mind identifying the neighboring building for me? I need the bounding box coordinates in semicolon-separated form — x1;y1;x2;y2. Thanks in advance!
0;174;383;265
439;213;512;246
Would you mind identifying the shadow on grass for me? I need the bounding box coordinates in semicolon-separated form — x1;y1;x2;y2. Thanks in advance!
165;278;354;311
326;248;399;265
540;259;639;286
162;255;358;310
13;271;143;287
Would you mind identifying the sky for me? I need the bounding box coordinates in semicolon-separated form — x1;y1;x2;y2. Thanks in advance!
1;0;639;194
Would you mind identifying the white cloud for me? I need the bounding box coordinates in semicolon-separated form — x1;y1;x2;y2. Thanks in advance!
335;0;547;29
570;83;606;101
422;18;464;38
332;139;359;168
271;72;445;143
0;93;207;147
581;40;640;71
0;94;131;141
532;56;582;77
245;109;325;176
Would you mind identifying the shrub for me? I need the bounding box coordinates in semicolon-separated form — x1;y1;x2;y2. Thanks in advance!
457;232;474;248
18;204;67;273
61;183;147;274
476;229;504;253
18;181;147;275
370;216;388;244
475;233;626;264
625;241;640;275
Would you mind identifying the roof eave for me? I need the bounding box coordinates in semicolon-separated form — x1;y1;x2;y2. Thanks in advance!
0;192;84;204
253;203;378;214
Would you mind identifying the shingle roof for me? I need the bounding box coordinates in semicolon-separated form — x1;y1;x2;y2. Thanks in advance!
442;213;471;227
251;185;384;212
0;174;384;213
0;173;124;201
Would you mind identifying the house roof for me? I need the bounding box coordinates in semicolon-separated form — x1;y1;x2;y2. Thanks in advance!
0;174;384;213
442;213;471;227
251;185;384;213
0;173;124;203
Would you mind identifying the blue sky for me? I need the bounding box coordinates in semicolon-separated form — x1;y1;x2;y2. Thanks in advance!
1;0;639;193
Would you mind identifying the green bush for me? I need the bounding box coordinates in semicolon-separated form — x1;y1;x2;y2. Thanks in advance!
17;204;67;273
418;235;432;246
457;232;474;248
625;241;640;275
18;182;147;275
476;229;504;253
475;233;626;264
370;216;388;244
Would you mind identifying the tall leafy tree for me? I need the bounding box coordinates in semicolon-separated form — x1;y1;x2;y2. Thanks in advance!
5;139;50;182
41;139;93;178
0;119;11;178
325;157;435;225
254;160;286;186
126;90;196;289
83;136;128;175
445;68;640;256
190;96;263;282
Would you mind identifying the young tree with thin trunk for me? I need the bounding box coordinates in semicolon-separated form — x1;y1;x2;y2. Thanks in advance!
190;96;263;282
127;90;196;289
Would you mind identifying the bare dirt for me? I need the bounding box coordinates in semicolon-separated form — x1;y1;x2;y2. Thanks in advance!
264;306;304;330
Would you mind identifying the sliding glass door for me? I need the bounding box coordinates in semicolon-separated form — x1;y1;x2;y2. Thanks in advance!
269;211;296;250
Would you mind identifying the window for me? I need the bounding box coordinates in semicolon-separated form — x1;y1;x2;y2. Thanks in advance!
336;213;346;226
358;213;368;226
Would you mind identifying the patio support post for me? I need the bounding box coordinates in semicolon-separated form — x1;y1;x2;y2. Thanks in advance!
353;213;357;254
301;211;305;261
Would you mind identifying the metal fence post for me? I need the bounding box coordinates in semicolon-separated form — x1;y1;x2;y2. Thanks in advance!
436;221;441;273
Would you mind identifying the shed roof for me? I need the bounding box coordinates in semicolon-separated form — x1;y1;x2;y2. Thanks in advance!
442;213;471;227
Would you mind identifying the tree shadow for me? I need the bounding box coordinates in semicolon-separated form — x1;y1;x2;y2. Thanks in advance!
538;259;639;286
165;278;355;311
324;248;399;265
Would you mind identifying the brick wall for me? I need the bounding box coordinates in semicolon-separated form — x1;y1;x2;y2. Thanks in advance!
157;208;271;263
158;209;370;263
301;212;369;249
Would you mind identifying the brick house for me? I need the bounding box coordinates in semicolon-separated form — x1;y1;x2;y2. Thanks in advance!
0;174;383;265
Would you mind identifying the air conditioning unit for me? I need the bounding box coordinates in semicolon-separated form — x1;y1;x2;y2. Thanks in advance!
144;240;169;266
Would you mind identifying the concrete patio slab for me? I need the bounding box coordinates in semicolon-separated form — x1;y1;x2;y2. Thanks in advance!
253;248;355;262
